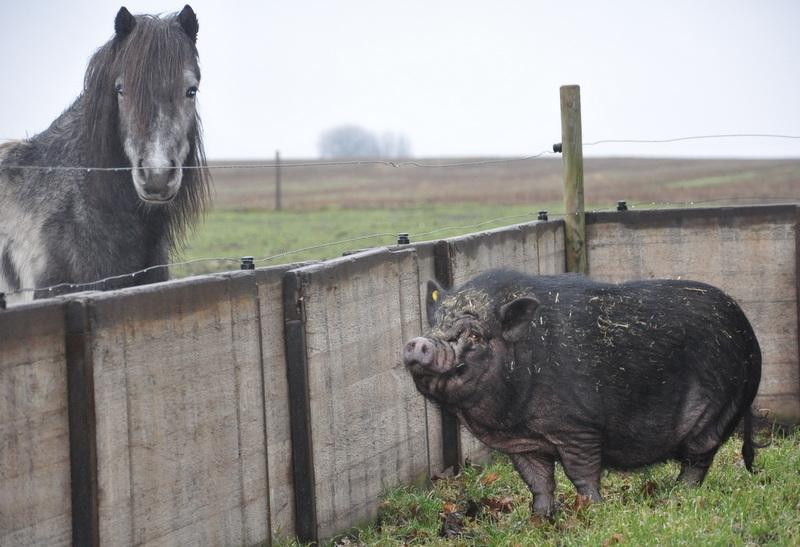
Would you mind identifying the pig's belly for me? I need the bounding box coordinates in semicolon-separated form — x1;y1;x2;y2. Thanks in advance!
465;423;557;456
601;442;679;469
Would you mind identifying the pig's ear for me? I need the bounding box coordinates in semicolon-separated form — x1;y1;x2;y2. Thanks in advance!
426;280;444;327
499;296;538;341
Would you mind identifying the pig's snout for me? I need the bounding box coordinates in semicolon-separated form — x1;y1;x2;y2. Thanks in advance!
404;337;435;369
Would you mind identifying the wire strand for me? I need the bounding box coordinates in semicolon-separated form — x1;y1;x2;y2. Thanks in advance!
0;150;556;172
1;133;798;172
8;195;797;299
584;134;800;147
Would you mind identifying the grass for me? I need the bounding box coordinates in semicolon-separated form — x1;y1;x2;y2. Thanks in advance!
173;202;562;276
275;430;800;546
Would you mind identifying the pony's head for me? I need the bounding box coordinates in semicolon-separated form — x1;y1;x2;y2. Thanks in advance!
85;5;204;203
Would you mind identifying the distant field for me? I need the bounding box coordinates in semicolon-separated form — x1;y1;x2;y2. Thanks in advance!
175;157;800;275
207;157;800;210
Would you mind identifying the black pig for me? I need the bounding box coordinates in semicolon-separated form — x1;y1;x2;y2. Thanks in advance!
403;269;762;516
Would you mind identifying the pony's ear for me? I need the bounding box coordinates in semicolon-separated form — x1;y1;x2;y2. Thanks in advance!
426;280;445;328
178;5;199;43
114;7;136;38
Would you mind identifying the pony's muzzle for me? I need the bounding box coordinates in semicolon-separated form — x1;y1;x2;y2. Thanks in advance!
135;158;181;202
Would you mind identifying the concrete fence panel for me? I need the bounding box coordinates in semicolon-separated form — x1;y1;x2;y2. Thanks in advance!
78;273;271;546
284;247;429;543
0;300;72;546
586;206;800;422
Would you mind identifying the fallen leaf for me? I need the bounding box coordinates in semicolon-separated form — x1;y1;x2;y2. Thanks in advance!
442;501;458;514
484;495;515;513
571;494;592;512
560;515;580;531
480;472;500;486
642;480;657;497
602;532;624;546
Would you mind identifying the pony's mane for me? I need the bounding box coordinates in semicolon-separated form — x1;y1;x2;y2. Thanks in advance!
82;11;209;249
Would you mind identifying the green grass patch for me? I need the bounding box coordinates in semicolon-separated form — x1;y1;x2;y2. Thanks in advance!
277;430;799;546
173;202;562;276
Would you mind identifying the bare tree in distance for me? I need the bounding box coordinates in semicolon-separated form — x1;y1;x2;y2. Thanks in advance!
318;124;411;159
380;131;412;159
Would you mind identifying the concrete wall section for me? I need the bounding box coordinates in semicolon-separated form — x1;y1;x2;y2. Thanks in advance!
83;274;270;546
586;206;800;422
0;301;72;546
287;248;429;541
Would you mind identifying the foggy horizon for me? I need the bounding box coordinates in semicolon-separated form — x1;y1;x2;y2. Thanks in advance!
1;1;798;161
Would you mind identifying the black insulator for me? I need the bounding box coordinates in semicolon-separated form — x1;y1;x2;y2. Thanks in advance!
240;256;255;270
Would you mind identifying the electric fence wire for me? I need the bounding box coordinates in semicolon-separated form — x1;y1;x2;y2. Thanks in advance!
6;195;800;299
0;133;798;172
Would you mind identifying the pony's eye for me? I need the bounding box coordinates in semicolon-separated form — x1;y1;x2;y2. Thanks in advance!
115;83;124;96
467;331;483;344
186;86;198;98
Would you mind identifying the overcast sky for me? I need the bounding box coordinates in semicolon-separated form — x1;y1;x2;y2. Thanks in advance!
1;0;798;159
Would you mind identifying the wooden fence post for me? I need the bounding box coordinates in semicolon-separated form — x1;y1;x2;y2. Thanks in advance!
433;240;462;474
65;299;100;547
275;150;282;211
560;85;587;274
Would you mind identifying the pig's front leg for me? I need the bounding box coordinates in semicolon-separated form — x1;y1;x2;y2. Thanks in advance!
557;442;603;502
510;452;556;517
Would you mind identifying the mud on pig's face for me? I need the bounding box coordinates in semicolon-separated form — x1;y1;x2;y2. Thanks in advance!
402;279;538;405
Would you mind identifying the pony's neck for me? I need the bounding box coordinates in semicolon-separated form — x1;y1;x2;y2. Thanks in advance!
33;94;127;169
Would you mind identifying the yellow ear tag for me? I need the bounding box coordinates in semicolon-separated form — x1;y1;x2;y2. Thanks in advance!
432;290;439;302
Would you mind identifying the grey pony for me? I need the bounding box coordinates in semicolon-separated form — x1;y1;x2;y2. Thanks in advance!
0;5;209;304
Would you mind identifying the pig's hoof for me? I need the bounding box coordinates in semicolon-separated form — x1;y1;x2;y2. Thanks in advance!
531;499;557;520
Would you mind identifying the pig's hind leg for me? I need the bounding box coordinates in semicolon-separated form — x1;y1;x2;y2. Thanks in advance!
675;420;728;485
676;452;716;485
510;453;557;517
675;388;742;485
557;442;604;502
